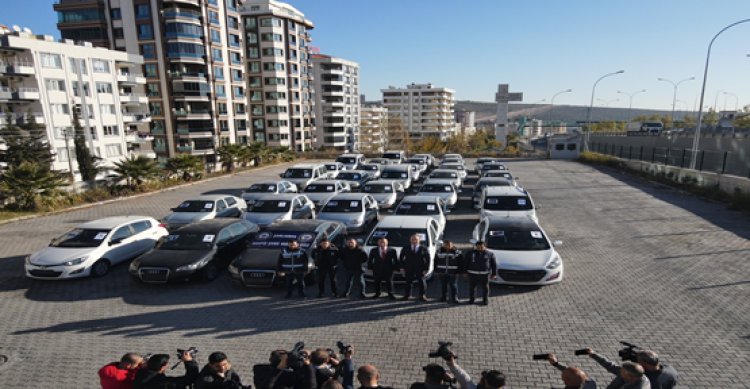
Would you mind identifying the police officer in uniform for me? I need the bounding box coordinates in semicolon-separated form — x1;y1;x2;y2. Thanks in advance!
464;241;497;306
312;237;339;297
399;234;430;302
277;239;310;298
434;240;464;303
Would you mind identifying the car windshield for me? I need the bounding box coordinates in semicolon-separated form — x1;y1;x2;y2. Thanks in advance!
477;158;496;163
366;228;428;247
483;164;506;170
245;184;276;193
283;169;312;179
336;157;356;164
337;172;361;180
363;184;392;193
477;182;511;192
442;165;464;171
249;230;316;249
483;196;533;210
324;164;339;171
159;232;215;250
382;171;407;179
360;165;378;171
304;184;336;193
486;228;550;251
249;200;291;213
173;200;214;212
395;202;440;216
485;172;512;179
382;153;401;159
406;159;424;165
50;228;110;248
431;172;458;179
322;200;362;213
420;184;454;193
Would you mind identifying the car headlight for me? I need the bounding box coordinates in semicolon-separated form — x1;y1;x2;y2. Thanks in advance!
228;263;239;275
129;259;141;271
176;256;211;272
348;218;364;226
546;254;562;269
61;256;88;266
24;255;32;265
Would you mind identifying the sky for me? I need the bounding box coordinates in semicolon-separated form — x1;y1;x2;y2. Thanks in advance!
3;0;750;111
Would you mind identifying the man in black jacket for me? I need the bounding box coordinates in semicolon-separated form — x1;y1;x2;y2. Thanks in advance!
133;351;199;389
399;234;430;301
339;238;368;299
312;238;340;297
464;241;497;306
254;350;317;389
367;237;398;299
433;240;463;303
195;351;248;389
278;239;310;298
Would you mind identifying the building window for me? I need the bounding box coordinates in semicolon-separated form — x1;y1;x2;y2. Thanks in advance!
220;120;229;131
230;52;241;64
165;22;202;38
140;43;155;59
92;59;110;73
146;83;159;97
244;17;256;28
213;66;225;80
113;28;124;38
235;104;245;114
72;82;91;97
49;104;70;115
215;85;226;97
149;102;162;116
95;82;112;94
210;29;221;43
111;8;122;20
106;144;123;157
57;147;70;162
136;4;150;19
208;11;219;24
167;42;204;58
261;48;283;57
248;62;260;72
260;33;283;42
252;119;264;130
264;77;285;86
45;79;66;92
260;17;281;27
229;34;240;47
40;53;62;69
266;105;287;114
144;64;157;78
100;104;116;116
103;125;119;136
231;69;243;82
265;91;285;100
226;0;238;11
246;32;257;44
212;48;223;62
247;47;259;59
249;76;261;87
218;103;228;114
249;91;262;101
263;62;284;71
233;86;244;98
138;24;153;40
227;16;239;30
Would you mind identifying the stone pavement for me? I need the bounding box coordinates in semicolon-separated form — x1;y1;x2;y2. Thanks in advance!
0;159;748;388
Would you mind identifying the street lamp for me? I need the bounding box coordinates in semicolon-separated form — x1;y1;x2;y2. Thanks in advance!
596;98;619;107
658;76;694;129
585;70;625;151
723;91;738;111
691;18;750;170
547;88;572;129
617;89;646;123
713;89;726;112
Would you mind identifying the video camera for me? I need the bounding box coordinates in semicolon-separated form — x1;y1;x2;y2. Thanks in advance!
617;341;641;362
176;347;199;359
336;341;352;355
287;342;307;369
428;341;456;360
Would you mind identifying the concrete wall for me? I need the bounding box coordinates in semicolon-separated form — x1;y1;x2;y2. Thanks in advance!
616;158;750;196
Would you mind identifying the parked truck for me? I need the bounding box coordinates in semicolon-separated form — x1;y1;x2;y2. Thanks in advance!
626;121;663;136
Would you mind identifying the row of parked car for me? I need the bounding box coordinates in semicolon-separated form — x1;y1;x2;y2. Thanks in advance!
24;151;563;287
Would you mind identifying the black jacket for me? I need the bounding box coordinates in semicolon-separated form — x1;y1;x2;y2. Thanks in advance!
254;364;316;389
312;246;341;269
368;247;399;274
433;248;464;275
195;364;246;389
399;244;430;274
133;360;199;389
277;249;310;273
314;365;338;389
340;246;368;272
464;249;497;275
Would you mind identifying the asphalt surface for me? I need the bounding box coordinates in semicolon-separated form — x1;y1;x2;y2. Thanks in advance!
0;159;748;388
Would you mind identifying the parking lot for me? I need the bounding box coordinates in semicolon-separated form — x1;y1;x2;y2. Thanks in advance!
0;159;748;388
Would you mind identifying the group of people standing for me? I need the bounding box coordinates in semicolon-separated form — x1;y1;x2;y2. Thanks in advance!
277;235;499;306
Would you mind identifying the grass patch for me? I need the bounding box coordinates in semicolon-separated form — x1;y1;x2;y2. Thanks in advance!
0;211;36;221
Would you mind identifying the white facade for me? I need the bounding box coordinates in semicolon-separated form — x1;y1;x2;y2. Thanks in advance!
0;28;149;180
359;105;387;153
311;54;360;151
455;110;476;135
381;83;456;140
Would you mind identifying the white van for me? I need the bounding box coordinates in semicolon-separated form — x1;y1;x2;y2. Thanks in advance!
479;186;537;221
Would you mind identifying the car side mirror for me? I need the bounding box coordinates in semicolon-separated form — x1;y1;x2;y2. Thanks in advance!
217;241;228;248
170;207;178;212
553;240;563;247
278;173;284;178
109;238;124;246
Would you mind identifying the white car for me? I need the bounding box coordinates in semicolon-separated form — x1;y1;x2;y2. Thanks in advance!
324;162;347;178
471;215;563;286
362;180;403;209
438;163;468;180
475;157;501;173
473;177;517;209
479;186;537;221
240;180;298;205
162;195;247;230
427;169;462;188
25;216;169;279
392;195;447;237
405;157;429;174
416;180;459;209
316;193;380;234
302;179;352;208
242;193;316;227
412;154;437;168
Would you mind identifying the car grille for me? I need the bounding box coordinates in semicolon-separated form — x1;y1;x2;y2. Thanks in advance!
241;270;276;286
29;269;62;278
139;267;170;283
497;269;547;282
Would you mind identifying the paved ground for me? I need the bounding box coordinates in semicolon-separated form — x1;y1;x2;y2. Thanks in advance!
0;159;748;388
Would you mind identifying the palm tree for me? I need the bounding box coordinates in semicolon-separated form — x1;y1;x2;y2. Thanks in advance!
216;144;244;172
0;161;66;210
247;142;270;166
165;154;204;181
112;155;161;190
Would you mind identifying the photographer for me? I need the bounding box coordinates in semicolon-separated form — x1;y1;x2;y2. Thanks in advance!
636;351;677;389
98;353;143;389
445;356;506;389
278;239;310;298
195;351;247;389
133;351;199;389
545;354;596;389
339;237;368;299
311;349;340;389
312;237;340;297
254;347;316;389
580;348;650;389
410;364;453;389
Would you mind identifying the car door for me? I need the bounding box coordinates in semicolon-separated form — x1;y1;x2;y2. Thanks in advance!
129;220;157;256
225;222;250;260
364;196;378;224
215;227;234;262
217;198;242;218
291;197;305;219
104;224;137;264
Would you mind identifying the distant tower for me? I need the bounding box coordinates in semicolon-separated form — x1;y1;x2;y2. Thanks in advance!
494;84;523;146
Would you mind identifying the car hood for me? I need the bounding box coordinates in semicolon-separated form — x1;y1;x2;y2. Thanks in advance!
303;192;336;203
488;249;554;269
29;246;96;266
287;178;313;187
233;248;282;270
317;212;363;223
369;193;396;202
163;212;212;224
135;249;214;269
243;212;285;226
481;210;536;219
419;192;454;201
241;193;271;203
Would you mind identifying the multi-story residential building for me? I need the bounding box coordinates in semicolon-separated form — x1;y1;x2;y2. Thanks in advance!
359;104;387;154
455;110;476;135
311;54;359;151
239;0;316;152
55;0;250;164
381;83;457;141
0;26;149;180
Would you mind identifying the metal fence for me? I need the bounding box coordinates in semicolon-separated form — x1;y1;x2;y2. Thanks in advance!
590;142;750;178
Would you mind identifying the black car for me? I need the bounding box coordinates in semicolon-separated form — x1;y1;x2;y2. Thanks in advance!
229;220;347;287
129;219;259;283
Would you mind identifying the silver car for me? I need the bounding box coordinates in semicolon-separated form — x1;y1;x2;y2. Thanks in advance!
416;180;459;209
242;194;316;227
438;163;468;180
240;180;298;205
335;170;373;190
302;180;352;208
358;164;381;179
316;193;379;234
361;180;403;209
162;195;247;230
427;169;462;187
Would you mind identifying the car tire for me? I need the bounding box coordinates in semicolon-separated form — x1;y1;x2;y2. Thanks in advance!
91;259;111;277
202;262;219;281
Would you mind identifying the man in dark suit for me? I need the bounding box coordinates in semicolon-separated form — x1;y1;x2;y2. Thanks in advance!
399;234;430;301
367;237;398;299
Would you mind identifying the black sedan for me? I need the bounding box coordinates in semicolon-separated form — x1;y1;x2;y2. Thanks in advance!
129;219;259;283
229;220;347;287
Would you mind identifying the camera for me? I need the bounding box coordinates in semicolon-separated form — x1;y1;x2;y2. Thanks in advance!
532;353;551;361
574;349;589;356
336;341;352;355
428;341;456;360
287;342;307;369
618;341;640;362
176;347;198;359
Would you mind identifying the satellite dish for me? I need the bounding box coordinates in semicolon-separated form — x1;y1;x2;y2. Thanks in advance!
22;27;32;34
12;25;21;32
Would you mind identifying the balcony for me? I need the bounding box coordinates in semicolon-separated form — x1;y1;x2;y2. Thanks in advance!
125;131;155;143
0;87;12;100
0;62;35;77
10;88;40;101
174;109;212;120
119;93;148;105
0;112;45;125
163;9;202;21
122;112;152;123
172;93;211;101
132;150;157;159
163;0;201;7
117;73;146;85
170;71;208;83
153;144;167;152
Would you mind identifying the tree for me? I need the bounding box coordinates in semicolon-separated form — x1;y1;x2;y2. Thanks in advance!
0;111;53;168
247;142;270;166
71;108;100;181
0;161;66;210
165;154;203;180
216;144;244;172
112;155;160;190
733;109;750;129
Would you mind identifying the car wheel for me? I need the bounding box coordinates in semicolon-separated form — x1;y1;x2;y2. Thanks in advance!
202;262;219;281
91;259;111;277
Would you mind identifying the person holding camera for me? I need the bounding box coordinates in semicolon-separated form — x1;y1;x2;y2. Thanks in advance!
254;347;316;389
545;354;596;389
356;365;394;389
445;355;506;389
367;238;398;299
399;234;431;301
433;240;464;303
133;351;199;389
99;353;144;389
311;349;340;389
312;237;340;298
339;237;368;299
410;363;454;389
580;348;650;389
278;239;310;298
464;241;497;306
195;351;247;389
636;351;677;389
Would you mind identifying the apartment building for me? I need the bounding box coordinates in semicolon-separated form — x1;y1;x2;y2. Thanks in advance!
239;0;316;151
311;54;359;151
359;104;387;154
381;83;457;140
55;0;250;163
0;26;149;180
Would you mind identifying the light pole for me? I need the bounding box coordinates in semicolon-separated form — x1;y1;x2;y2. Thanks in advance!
713;89;726;112
658;76;694;129
723;91;738;111
586;70;625;151
617;89;646;124
548;88;572;132
596;98;619;107
691;18;750;170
